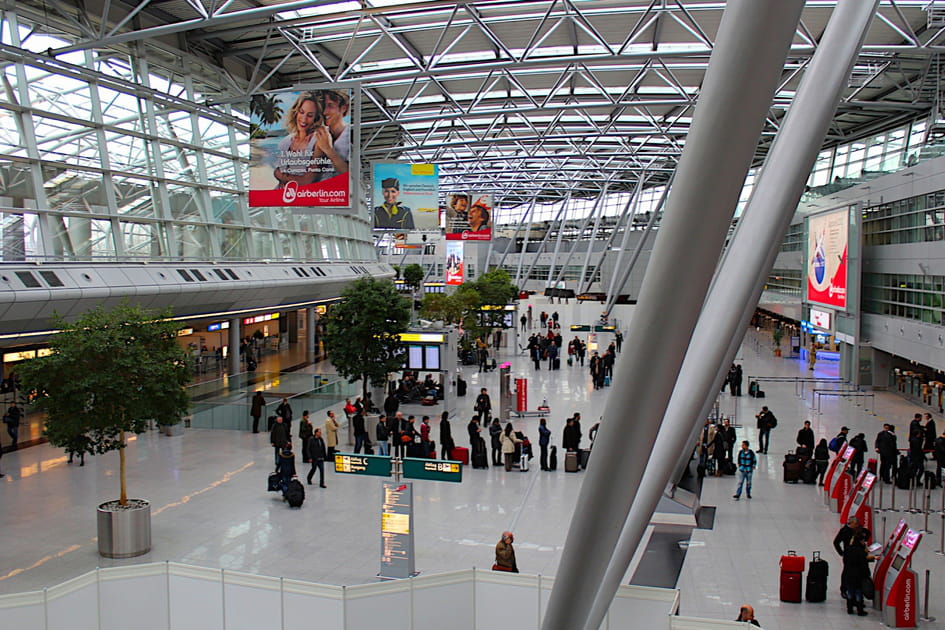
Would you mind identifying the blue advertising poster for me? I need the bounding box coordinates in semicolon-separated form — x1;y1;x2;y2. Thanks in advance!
372;162;439;230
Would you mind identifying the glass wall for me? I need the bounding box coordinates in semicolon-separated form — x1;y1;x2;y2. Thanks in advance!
862;273;944;325
0;10;374;263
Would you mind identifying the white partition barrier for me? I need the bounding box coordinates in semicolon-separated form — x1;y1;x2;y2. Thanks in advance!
0;562;688;630
671;615;757;629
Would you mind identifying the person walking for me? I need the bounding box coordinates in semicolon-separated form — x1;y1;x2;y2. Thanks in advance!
500;423;521;471
324;410;340;459
270;415;289;468
275;442;296;498
439;411;455;460
494;531;518;572
4;401;22;449
733;440;757;500
538;418;551;470
475;388;492;424
755;406;777;454
298;411;314;463
376;414;390;456
306;428;327;488
250;391;266;433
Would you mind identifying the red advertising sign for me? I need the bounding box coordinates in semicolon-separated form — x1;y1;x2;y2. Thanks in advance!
807;208;849;310
516;378;527;412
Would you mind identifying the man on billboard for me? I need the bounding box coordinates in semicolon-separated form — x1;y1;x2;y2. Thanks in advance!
374;178;415;230
315;89;350;180
468;200;491;233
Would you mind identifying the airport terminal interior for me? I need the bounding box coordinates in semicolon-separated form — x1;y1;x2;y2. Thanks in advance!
3;1;945;629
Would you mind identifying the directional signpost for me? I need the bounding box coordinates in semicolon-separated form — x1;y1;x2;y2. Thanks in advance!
332;453;463;579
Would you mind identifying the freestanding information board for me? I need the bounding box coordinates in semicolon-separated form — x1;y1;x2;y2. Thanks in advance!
380;481;416;579
825;445;856;512
883;528;922;628
840;471;875;541
874;519;908;610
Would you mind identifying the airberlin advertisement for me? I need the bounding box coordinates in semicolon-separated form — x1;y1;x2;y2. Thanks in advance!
248;88;353;207
806;208;848;310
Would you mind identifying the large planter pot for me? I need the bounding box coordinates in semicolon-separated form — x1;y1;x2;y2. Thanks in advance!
164;423;183;436
97;499;151;558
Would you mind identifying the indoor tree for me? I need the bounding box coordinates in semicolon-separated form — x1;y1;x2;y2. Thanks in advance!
18;302;190;506
325;277;412;401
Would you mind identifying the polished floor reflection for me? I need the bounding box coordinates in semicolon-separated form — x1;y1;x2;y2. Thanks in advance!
0;298;942;630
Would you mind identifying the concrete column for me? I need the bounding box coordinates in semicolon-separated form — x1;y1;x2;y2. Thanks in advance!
228;317;241;375
306;308;316;361
540;3;806;629
287;309;299;344
585;2;880;628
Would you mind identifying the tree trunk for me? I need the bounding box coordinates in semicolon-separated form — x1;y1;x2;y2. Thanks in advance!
119;429;127;506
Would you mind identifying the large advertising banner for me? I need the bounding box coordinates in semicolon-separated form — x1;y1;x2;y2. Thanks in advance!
373;162;439;230
248;88;353;207
445;241;464;286
807;208;848;310
446;193;493;241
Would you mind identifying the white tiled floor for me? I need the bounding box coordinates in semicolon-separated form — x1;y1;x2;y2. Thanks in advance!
0;297;942;630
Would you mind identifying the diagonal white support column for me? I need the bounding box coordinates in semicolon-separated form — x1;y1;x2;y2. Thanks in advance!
583;2;881;628
539;2;806;629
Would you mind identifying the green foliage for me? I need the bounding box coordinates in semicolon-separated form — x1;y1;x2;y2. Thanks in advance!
465;268;519;334
772;327;783;347
250;94;284;127
325;278;411;398
402;263;425;290
18;303;190;502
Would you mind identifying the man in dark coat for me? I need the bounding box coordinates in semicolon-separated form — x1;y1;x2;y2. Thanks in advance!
352;411;366;453
796;420;815;455
383;392;399;417
755;406;777;454
306;427;327;488
848;432;868;478
934;428;945;486
562;417;580;452
538;418;551;470
275;398;294;437
488;418;502;466
250;391;266;433
475;388;492;424
270;415;289;468
875;424;898;484
720;418;737;463
439;411;455;460
924;413;937;452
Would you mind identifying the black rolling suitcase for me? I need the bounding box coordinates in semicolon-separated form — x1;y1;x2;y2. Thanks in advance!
285;479;305;507
472;436;489;469
805;551;828;602
549;445;557;471
801;459;818;484
783;451;802;483
457;377;467;397
552;358;561;370
579;448;591;470
896;455;912;490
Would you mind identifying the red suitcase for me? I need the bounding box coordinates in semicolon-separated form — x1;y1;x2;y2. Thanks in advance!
780;570;803;603
779;551;805;603
451;446;469;465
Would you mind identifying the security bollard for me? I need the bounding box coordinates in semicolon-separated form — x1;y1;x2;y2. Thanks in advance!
920;569;936;622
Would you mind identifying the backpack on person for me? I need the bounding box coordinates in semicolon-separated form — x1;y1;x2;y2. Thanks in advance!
828;436;843;453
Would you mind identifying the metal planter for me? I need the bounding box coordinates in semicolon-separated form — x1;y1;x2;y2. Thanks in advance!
97;499;151;558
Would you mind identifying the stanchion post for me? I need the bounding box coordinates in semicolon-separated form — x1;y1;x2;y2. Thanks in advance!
891;478;897;512
938;514;945;556
881;515;887;543
920;569;936;623
922;489;932;534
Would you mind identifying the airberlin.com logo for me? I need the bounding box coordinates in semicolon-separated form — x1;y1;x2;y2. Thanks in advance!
282;181;298;204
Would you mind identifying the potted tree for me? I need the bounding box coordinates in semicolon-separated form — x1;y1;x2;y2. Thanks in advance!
18;303;190;558
772;327;784;357
325;277;412;403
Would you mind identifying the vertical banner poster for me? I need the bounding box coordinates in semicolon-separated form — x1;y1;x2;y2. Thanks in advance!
373;163;439;230
445;241;464;286
806;208;848;310
446;193;493;240
248;88;353;207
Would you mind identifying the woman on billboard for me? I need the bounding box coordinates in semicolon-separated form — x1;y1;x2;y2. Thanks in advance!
273;91;322;187
272;90;350;188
